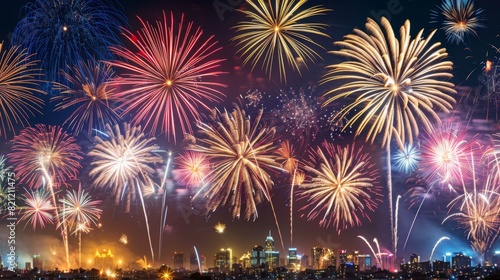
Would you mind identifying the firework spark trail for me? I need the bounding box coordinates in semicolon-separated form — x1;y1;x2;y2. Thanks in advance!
394;195;401;261
159;151;172;263
193;246;202;272
403;181;437;250
429;236;450;261
290;168;297;246
136;180;155;265
358;236;381;267
40;162;70;270
246;135;286;254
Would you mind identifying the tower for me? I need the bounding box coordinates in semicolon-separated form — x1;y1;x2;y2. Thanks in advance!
264;231;279;268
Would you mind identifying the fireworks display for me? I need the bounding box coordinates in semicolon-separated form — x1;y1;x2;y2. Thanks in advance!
0;44;46;138
8;124;83;189
233;0;330;83
431;0;484;44
88;123;163;212
11;0;127;85
187;105;282;220
108;12;226;140
3;0;500;272
300;141;381;231
52;59;121;137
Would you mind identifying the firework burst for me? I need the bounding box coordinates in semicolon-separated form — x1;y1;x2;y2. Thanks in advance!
187;105;281;220
430;0;485;44
266;86;321;139
393;143;420;174
300;141;381;232
119;234;128;244
12;0;127;86
0;44;46;137
419;123;476;184
88;123;163;212
275;140;299;175
233;0;330;83
108;12;226;140
322;17;456;148
8;124;83;189
20;189;55;230
173;151;210;188
214;222;226;234
52;59;121;137
59;185;102;232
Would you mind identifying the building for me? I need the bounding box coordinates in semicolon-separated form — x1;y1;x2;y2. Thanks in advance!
173;252;184;270
240;253;251;269
301;254;309;268
288;248;298;266
452;252;471;271
492;251;500;267
432;260;450;275
264;231;279;268
190;253;199;271
311;247;325;269
33;254;42;270
358;254;371;271
214;248;232;272
94;250;113;270
25;262;31;270
378;253;393;271
251;245;265;267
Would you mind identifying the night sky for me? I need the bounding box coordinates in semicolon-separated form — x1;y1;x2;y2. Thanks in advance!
1;0;500;270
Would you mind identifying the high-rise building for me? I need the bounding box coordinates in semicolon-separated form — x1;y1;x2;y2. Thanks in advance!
25;262;31;270
173;252;184;269
339;250;347;265
214;249;231;272
451;252;471;271
358;254;371;271
33;254;42;270
190;253;199;271
312;247;325;269
288;248;298;266
264;231;279;268
301;255;309;268
492;251;500;267
251;245;265;267
378;253;393;271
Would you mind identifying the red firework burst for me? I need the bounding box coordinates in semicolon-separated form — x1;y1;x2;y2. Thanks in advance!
108;12;226;141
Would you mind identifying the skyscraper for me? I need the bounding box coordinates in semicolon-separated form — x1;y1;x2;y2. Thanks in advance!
173;252;184;270
33;254;42;270
451;252;471;271
214;249;231;272
311;247;325;269
264;231;279;268
288;248;298;266
251;245;265;267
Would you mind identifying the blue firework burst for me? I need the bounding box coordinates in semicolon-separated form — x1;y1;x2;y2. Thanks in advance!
12;0;127;87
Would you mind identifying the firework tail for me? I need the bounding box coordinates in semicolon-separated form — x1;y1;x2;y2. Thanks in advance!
429;236;450;261
136;180;155;265
194;246;202;272
246;135;285;254
159;152;172;263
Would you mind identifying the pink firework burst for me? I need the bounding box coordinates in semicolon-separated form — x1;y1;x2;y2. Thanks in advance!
8;124;83;189
419;123;477;185
173;151;210;188
108;12;226;141
20;189;55;230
